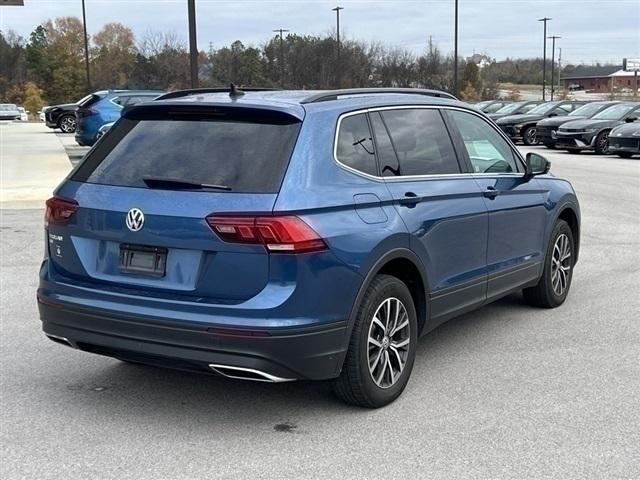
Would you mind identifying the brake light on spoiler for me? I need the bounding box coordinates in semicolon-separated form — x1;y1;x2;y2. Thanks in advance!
206;215;327;253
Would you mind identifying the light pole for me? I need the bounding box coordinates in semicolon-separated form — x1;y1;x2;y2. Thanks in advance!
332;6;344;88
538;17;551;100
453;0;459;97
187;0;198;88
81;0;90;90
273;28;289;88
548;35;561;100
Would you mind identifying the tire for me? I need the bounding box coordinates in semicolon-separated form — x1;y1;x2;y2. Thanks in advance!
523;220;574;308
58;114;77;133
332;274;418;408
543;141;556;150
617;152;633;159
566;148;582;154
594;130;610;155
522;126;538;146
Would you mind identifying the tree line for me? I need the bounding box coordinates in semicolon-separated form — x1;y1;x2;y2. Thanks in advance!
0;16;613;113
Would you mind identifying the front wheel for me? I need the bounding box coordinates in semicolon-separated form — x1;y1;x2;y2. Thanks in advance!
594;130;610;155
543;141;556;150
522;126;538;146
523;220;574;308
332;274;417;408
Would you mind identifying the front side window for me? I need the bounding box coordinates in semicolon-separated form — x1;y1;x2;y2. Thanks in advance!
380;109;460;176
447;110;520;174
336;113;377;176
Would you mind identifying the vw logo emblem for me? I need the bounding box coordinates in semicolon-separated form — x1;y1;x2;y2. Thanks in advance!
125;208;144;232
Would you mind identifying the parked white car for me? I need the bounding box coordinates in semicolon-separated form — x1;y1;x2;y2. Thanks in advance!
0;103;21;121
18;107;29;121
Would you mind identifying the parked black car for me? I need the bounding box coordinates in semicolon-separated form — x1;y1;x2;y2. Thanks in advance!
608;122;640;158
536;101;621;149
487;101;544;121
495;101;587;145
556;102;640;154
44;94;97;133
474;100;512;113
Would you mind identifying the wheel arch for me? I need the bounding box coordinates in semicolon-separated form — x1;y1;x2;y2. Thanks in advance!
555;204;581;263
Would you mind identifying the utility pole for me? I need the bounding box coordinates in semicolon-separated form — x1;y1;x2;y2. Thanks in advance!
453;0;459;98
332;6;344;88
81;0;91;91
273;28;289;88
548;36;560;101
558;47;562;90
538;17;551;100
187;0;198;88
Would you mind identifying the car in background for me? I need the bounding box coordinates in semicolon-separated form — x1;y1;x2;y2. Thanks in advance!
17;106;29;121
556;102;640;154
44;95;96;133
495;101;587;145
0;103;21;120
38;87;581;408
474;100;512;114
608;122;640;158
536;101;621;149
39;107;47;122
487;100;544;121
75;90;164;147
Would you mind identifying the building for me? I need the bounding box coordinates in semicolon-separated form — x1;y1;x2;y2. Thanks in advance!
561;65;638;93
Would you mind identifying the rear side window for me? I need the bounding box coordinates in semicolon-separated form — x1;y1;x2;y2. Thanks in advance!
380;109;460;175
74;116;301;193
336;113;377;176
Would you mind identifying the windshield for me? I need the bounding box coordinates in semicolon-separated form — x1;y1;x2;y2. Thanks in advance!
592;104;636;120
569;103;607;117
527;103;559;115
0;104;18;111
475;101;491;108
495;102;524;114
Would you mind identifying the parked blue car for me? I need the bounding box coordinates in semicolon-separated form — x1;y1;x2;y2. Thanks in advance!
74;90;164;146
39;88;580;407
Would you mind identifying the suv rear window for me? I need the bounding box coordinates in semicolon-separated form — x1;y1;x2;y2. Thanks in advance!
73;114;301;193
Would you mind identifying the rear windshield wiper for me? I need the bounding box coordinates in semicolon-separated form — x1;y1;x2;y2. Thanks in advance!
142;177;232;191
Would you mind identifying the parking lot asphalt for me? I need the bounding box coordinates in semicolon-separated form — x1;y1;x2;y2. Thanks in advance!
1;123;639;479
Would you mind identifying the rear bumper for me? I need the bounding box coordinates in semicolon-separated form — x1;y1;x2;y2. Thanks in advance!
39;297;348;381
74;131;95;147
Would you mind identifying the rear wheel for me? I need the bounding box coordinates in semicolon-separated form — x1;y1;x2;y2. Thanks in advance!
522;126;538;146
594;130;610;155
332;274;417;408
523;220;574;308
58;114;76;133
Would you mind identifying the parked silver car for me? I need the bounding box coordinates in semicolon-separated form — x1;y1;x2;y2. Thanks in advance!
0;103;21;120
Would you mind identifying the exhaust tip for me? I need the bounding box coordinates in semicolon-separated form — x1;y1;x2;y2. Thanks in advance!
45;334;75;348
208;364;293;383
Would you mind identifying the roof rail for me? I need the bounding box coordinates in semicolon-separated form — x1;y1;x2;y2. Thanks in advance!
155;87;279;101
300;88;457;104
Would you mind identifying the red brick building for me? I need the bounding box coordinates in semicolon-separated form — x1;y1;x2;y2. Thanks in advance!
562;67;638;93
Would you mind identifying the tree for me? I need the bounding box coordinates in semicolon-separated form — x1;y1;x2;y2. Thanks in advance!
22;81;44;118
91;23;135;88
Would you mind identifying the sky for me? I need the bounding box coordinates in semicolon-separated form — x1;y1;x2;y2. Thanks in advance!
1;0;638;65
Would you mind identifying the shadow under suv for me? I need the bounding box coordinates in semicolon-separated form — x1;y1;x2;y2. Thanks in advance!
38;87;581;408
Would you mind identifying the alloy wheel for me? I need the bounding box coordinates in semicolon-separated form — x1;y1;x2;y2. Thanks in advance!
525;127;538;145
551;233;572;296
60;116;76;133
598;132;609;154
367;297;410;389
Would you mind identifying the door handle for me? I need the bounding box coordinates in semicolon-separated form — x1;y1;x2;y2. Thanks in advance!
398;192;421;207
483;186;500;199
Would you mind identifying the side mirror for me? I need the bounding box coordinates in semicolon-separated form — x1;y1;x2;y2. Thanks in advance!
625;116;637;123
525;152;550;179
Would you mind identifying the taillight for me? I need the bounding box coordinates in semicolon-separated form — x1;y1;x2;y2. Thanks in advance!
206;215;327;253
45;196;78;227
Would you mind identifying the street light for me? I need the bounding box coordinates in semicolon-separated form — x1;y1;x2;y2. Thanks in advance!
538;17;551;100
332;6;344;88
548;35;561;101
187;0;198;88
453;0;459;98
273;28;290;88
81;0;90;90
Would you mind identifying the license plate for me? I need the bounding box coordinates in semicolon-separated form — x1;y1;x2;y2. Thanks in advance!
119;244;167;276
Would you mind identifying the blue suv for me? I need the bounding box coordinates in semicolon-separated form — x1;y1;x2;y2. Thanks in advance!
38;88;580;407
74;89;164;147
